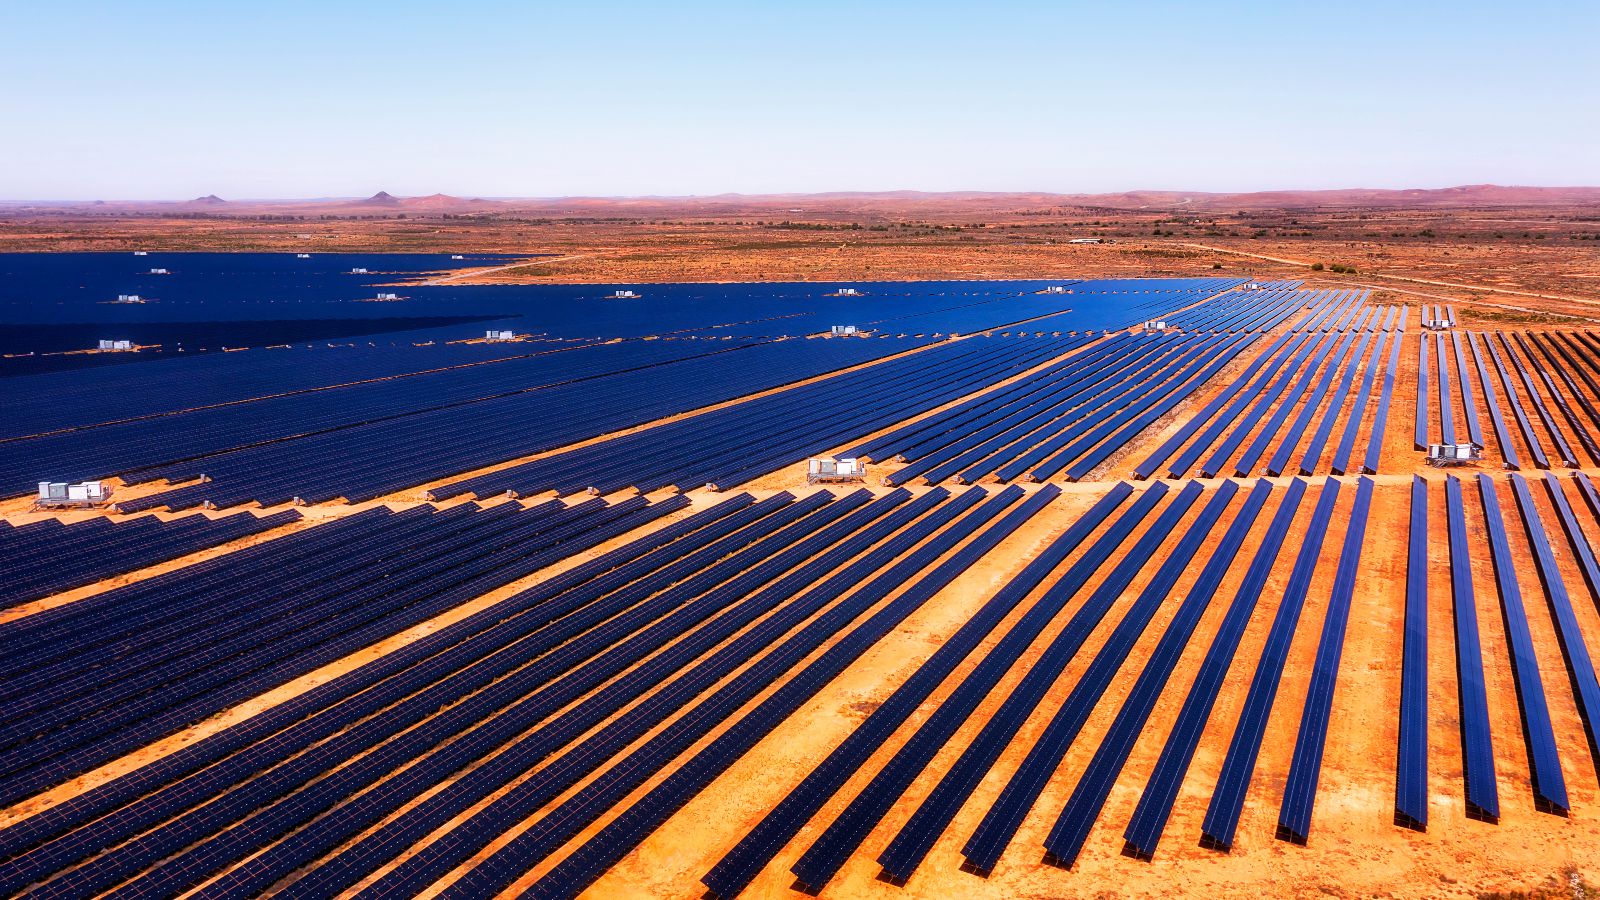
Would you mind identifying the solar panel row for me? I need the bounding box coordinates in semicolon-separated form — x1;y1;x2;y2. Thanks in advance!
0;336;579;441
1276;476;1374;845
101;336;924;512
1122;478;1308;860
960;482;1215;874
1482;332;1545;467
1394;475;1429;831
432;334;1080;500
76;489;885;898
1044;335;1259;482
1133;330;1298;479
1039;479;1274;871
1517;333;1600;463
1199;478;1342;852
1359;326;1405;475
1451;331;1485;447
1476;473;1568;815
1261;329;1360;476
854;332;1135;466
1513;474;1600;782
1144;296;1392;480
0;495;674;812
451;488;1060;900
1467;331;1520;470
1499;333;1579;466
3;338;783;502
1328;328;1391;474
296;487;993;900
1414;333;1429;450
0;492;810;895
702;484;1135;899
0;501;622;801
817;483;1196;886
1446;474;1500;822
1163;286;1312;333
1293;327;1375;475
0;508;297;608
0;494;714;892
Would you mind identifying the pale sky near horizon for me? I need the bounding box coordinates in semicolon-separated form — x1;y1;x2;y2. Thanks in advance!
3;0;1596;200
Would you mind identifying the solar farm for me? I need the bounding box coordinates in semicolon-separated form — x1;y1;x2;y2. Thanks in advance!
4;254;1600;899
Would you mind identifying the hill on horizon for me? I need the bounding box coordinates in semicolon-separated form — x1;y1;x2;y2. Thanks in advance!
4;184;1598;217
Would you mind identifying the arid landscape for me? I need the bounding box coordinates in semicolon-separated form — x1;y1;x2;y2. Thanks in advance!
1;185;1600;899
6;186;1597;328
8;0;1600;894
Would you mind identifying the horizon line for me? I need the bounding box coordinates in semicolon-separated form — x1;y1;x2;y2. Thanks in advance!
0;182;1594;206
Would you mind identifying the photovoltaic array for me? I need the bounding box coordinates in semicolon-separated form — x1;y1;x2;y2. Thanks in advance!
6;258;1600;899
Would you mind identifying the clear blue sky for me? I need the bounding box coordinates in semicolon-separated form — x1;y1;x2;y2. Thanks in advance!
3;0;1596;199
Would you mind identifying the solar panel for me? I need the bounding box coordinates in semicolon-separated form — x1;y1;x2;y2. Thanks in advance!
1476;473;1568;815
796;482;1200;887
1360;328;1405;474
702;485;1128;899
1498;331;1578;467
1199;332;1322;478
1415;333;1431;450
1518;333;1600;464
1329;330;1388;475
1515;474;1600;780
1040;479;1273;870
1198;477;1342;852
1467;332;1520;470
1446;474;1500;822
1298;329;1375;475
1394;475;1429;831
1277;476;1374;845
1121;478;1309;860
465;487;1056;900
959;482;1213;875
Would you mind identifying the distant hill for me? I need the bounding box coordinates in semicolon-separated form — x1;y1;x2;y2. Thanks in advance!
4;185;1597;217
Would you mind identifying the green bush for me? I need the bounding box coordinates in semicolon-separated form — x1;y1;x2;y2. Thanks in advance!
1310;262;1325;271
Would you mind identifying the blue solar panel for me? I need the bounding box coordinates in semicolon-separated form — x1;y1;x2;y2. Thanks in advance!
1297;329;1375;475
960;482;1212;875
1360;329;1405;475
1041;479;1273;870
1277;476;1374;845
702;484;1129;899
789;482;1191;887
463;487;1057;900
1515;474;1600;785
1199;477;1342;852
1517;333;1600;464
1467;332;1520;470
1445;474;1500;822
1330;330;1389;475
1416;333;1431;450
1121;478;1308;860
1476;473;1568;815
1498;332;1578;467
1395;475;1429;831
